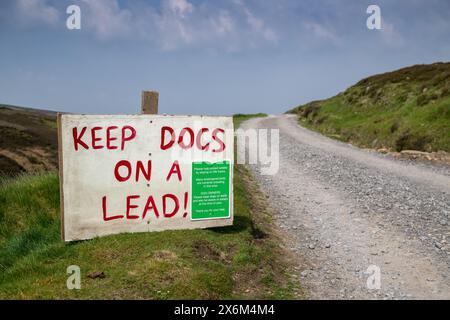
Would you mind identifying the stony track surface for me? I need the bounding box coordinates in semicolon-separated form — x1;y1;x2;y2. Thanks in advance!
242;115;450;300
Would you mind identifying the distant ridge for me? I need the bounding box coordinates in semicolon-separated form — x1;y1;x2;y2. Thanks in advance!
0;104;58;175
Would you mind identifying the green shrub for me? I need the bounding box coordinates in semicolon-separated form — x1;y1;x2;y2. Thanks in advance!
300;103;321;118
395;131;430;151
390;121;400;133
315;115;328;125
417;94;429;106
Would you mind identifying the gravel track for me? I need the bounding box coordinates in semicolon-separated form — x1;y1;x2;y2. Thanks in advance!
242;115;450;300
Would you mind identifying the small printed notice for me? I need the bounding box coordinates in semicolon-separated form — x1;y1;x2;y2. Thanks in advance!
191;161;231;220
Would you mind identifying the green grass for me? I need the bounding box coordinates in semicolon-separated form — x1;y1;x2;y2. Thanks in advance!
0;113;299;300
289;62;450;152
233;113;268;128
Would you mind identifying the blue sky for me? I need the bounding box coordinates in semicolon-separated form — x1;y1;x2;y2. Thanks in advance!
0;0;449;115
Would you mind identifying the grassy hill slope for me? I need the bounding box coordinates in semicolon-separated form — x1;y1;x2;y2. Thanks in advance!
0;105;58;176
289;62;450;152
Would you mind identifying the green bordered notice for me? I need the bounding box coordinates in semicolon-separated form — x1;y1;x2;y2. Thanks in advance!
191;161;231;220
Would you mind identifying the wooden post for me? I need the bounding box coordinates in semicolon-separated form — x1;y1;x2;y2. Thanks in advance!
141;91;159;114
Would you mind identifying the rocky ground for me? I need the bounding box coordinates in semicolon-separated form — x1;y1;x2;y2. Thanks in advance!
242;115;450;300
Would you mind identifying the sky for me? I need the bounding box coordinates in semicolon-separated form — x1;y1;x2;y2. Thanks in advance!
0;0;449;115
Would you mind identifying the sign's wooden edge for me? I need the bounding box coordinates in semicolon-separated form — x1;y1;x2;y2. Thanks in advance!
58;114;233;119
230;151;234;225
57;113;66;241
231;120;234;225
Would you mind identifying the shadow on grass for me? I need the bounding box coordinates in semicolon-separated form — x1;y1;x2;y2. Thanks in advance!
211;215;250;234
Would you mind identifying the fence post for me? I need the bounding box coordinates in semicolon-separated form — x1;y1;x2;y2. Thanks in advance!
141;91;159;114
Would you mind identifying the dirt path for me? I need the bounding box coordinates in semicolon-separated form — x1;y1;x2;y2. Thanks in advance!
242;115;450;300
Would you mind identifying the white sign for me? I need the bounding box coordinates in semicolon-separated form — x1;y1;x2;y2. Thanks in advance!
58;114;234;242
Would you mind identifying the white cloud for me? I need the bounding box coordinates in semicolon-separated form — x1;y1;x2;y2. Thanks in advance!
11;0;278;50
155;0;196;50
380;21;405;47
15;0;59;26
77;0;208;49
76;0;243;51
81;0;133;40
233;0;278;43
166;0;193;18
211;10;234;36
304;21;340;45
244;8;277;42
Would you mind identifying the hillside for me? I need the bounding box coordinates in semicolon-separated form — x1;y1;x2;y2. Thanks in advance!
289;62;450;153
0;104;58;176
